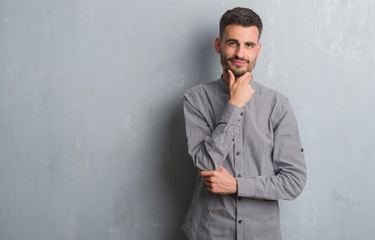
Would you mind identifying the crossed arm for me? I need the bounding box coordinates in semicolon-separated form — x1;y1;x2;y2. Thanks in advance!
188;69;253;195
183;71;306;200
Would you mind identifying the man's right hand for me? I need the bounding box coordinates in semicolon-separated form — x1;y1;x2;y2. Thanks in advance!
227;69;255;108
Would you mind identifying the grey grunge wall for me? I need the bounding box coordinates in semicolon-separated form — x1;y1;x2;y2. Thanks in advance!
1;0;374;239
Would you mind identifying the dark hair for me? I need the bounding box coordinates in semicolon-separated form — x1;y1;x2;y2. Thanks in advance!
219;7;263;40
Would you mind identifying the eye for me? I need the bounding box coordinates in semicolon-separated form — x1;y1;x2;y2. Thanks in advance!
246;43;255;48
228;41;237;46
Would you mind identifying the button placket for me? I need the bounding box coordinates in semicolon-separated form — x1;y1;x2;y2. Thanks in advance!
236;114;245;240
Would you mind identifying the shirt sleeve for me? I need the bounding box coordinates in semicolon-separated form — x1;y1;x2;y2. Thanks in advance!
183;91;244;171
236;98;307;200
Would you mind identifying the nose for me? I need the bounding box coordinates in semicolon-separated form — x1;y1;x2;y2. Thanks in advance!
235;45;245;59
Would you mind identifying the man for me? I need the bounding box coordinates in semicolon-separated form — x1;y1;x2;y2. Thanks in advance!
182;7;307;240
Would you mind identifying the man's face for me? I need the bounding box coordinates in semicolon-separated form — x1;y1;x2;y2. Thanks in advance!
215;24;261;77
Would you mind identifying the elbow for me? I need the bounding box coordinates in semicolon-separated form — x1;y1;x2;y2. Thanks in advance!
189;149;219;171
285;163;307;200
290;179;306;200
286;174;307;200
192;158;216;171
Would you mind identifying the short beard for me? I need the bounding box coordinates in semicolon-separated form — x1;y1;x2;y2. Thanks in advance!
220;54;257;78
231;68;248;78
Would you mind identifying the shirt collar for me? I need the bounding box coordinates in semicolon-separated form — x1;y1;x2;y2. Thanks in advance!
218;75;230;94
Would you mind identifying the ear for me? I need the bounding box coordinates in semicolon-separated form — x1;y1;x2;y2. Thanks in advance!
256;42;262;57
214;37;221;54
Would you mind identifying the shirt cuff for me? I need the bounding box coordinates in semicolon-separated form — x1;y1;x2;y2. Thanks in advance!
237;177;256;198
221;102;244;126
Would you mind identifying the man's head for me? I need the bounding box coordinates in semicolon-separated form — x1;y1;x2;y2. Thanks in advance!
219;7;263;40
215;7;263;78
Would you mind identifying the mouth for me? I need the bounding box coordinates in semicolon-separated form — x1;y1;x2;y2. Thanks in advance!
229;58;249;66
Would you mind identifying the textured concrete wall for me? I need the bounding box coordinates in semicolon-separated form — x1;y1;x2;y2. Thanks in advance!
1;0;374;239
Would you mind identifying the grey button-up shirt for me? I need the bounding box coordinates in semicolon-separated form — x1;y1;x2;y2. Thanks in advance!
182;78;307;240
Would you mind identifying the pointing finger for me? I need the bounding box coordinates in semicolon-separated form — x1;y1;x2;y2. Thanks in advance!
227;69;235;87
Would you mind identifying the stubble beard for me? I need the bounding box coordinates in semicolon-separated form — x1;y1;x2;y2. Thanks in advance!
220;53;257;78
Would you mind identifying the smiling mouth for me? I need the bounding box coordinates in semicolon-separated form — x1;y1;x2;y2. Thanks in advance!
232;60;247;65
229;58;249;66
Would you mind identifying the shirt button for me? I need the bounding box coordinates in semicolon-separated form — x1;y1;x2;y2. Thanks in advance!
237;174;241;178
238;220;242;224
232;138;235;142
240;112;244;116
236;151;240;156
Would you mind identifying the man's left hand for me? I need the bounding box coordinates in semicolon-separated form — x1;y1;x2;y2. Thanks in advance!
199;166;238;194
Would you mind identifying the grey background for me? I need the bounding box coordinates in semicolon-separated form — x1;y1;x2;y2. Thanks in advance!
1;0;374;239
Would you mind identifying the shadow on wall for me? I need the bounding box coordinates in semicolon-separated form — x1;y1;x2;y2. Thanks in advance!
161;103;196;240
160;26;217;239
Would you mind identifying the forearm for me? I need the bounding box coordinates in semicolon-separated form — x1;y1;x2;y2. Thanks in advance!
184;96;244;171
236;165;307;200
189;122;238;170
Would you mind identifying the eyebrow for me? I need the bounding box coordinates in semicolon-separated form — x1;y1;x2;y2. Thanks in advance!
225;38;239;44
225;38;257;46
